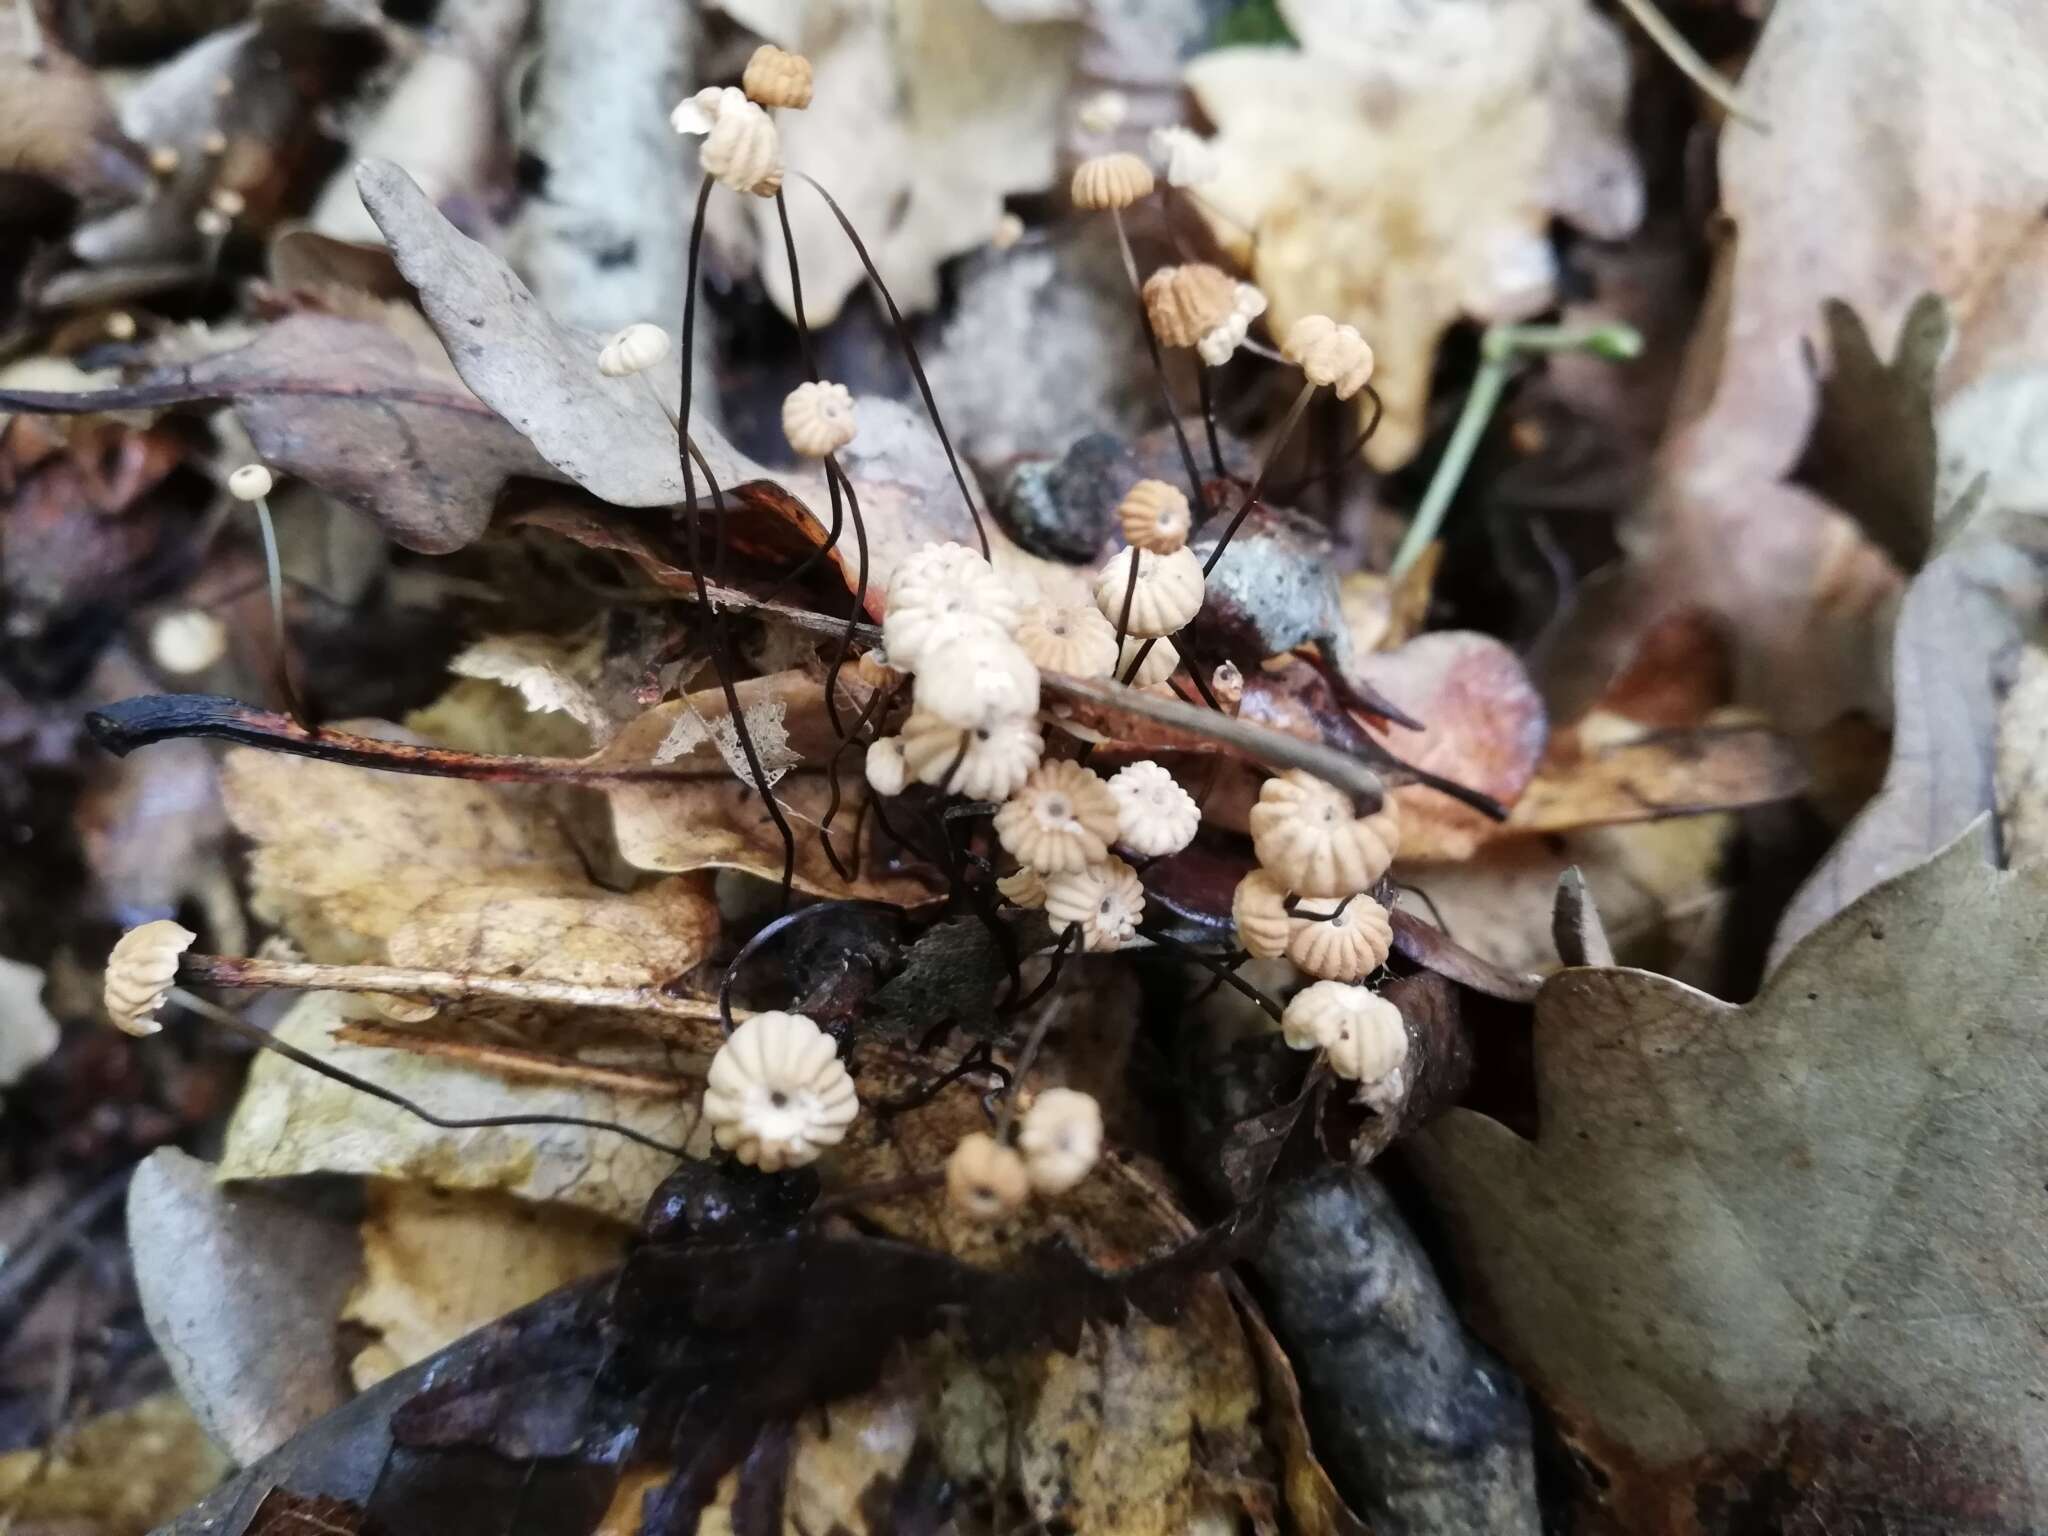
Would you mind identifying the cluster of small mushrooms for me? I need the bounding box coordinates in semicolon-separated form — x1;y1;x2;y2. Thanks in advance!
96;47;1406;1227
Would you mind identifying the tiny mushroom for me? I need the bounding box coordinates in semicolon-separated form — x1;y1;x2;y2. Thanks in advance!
1018;1087;1103;1195
1286;894;1394;983
914;632;1041;727
1231;869;1293;960
598;322;672;378
742;44;813;109
1117;633;1180;688
672;86;783;197
1248;771;1401;899
863;735;908;797
994;759;1122;874
702;1011;860;1171
997;866;1048;909
1108;760;1200;858
1280;983;1408;1087
1142;264;1237;350
1070;151;1154;211
104;921;196;1037
782;379;857;458
881;542;1023;667
1013;602;1119;678
1116;479;1191;555
1283;314;1376;400
1043;856;1145;952
899;711;1044;801
1094;546;1205;638
947;1132;1031;1220
227;463;273;501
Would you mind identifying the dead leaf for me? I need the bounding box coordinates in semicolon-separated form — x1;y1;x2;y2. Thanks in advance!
1647;0;2048;728
1410;826;2048;1530
1186;0;1640;467
345;1180;624;1389
450;633;621;745
127;1147;361;1463
721;0;1079;324
221;728;719;983
219;992;705;1223
1995;643;2048;868
1794;293;1949;574
359;159;760;510
0;33;146;200
0;313;557;554
1503;722;1807;833
0;1393;228;1536
1354;631;1548;860
1768;537;2045;968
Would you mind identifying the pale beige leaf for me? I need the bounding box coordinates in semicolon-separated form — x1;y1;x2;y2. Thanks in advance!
218;993;706;1223
345;1180;625;1389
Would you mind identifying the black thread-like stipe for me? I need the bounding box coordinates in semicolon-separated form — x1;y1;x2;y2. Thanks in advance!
796;173;991;560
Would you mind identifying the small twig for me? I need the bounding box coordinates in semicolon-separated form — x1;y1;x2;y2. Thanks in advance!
1611;0;1768;131
177;951;737;1036
335;1022;697;1096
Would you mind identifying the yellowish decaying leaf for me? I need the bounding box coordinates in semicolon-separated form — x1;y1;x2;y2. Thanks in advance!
1409;827;2048;1528
0;1393;228;1536
222;732;719;983
1187;0;1639;467
719;0;1078;324
218;993;707;1223
450;631;620;745
345;1180;626;1389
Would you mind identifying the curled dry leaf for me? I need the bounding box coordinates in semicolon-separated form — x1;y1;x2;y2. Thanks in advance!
221;726;719;985
1503;722;1809;835
0;314;555;554
220;993;703;1224
1411;828;2048;1531
0;35;146;200
1186;0;1640;466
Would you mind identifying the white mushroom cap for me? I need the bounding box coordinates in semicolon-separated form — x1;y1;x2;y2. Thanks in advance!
1108;760;1200;858
1117;634;1180;688
1286;894;1394;982
899;711;1044;801
1013;603;1119;678
1248;771;1400;898
913;631;1041;727
863;736;907;797
1149;125;1219;189
673;86;783;196
701;1011;859;1170
1043;855;1145;952
1018;1087;1103;1195
1094;546;1205;638
227;463;273;501
782;379;856;457
1231;869;1292;959
599;323;672;378
882;543;1022;668
1281;982;1407;1086
104;921;196;1037
1283;314;1375;401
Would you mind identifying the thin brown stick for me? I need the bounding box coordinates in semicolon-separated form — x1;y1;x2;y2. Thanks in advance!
335;1022;698;1096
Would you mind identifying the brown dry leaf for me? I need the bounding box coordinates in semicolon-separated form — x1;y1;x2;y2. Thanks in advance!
0;27;145;200
0;313;556;553
1410;827;2048;1530
218;993;705;1223
1646;0;2048;729
1186;0;1640;467
719;0;1077;324
1354;631;1548;860
0;1393;228;1536
222;729;719;983
1503;721;1807;834
344;1180;625;1389
1399;814;1731;982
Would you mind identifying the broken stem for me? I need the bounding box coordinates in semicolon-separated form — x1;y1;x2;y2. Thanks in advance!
1388;321;1642;583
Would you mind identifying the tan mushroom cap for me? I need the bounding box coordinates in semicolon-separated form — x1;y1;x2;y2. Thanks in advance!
1231;869;1292;959
1071;152;1155;211
742;44;814;109
1142;264;1237;350
1117;479;1192;555
1283;314;1375;401
900;711;1043;801
1094;545;1205;638
995;759;1121;874
947;1132;1031;1219
104;920;196;1037
1248;771;1400;898
1013;603;1119;678
1018;1087;1103;1195
1044;856;1145;952
1286;893;1393;982
782;379;856;457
